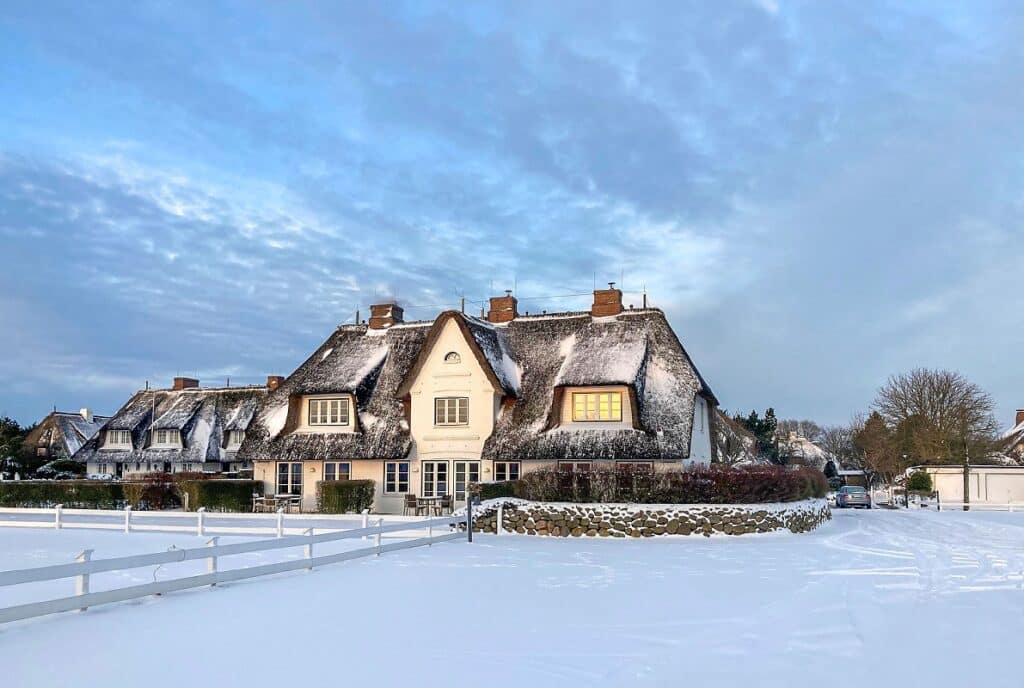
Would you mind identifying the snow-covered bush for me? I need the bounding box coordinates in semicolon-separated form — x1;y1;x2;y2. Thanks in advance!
317;479;375;513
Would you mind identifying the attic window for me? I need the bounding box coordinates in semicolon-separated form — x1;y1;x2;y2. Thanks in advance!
444;352;461;364
309;398;350;426
227;430;245;449
105;429;132;449
435;397;468;426
153;429;181;448
572;392;623;422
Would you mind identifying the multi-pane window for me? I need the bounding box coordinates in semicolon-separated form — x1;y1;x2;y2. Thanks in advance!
277;462;303;496
572;392;623;422
308;398;350;426
454;461;479;501
227;430;245;449
434;397;468;426
106;430;132;448
153;429;180;447
558;461;592;473
494;461;521;482
422;461;449;498
324;461;351;481
96;462;109;475
444;352;461;364
384;461;410;493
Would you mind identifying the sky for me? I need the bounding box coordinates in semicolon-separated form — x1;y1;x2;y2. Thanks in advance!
0;1;1021;428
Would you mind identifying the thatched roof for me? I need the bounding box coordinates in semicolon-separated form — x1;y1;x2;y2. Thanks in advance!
239;307;715;464
23;411;111;459
74;386;267;465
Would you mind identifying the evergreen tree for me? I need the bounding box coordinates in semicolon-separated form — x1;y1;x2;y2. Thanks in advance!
734;407;780;463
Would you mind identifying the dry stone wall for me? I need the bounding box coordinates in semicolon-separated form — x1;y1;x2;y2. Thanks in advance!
469;498;830;537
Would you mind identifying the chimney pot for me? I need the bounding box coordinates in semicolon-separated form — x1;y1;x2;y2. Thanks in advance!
1017;409;1024;427
267;375;285;392
173;377;199;391
591;286;623;317
368;302;404;330
487;293;518;323
80;408;93;424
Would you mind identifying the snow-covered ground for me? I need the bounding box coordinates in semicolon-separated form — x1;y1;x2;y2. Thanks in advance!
1;509;1023;687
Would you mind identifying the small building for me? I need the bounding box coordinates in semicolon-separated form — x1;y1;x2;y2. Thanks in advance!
835;469;867;488
1001;410;1024;463
23;408;111;462
73;377;274;477
910;464;1024;504
239;288;719;513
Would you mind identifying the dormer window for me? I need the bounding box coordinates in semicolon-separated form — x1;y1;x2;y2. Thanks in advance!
444;352;461;364
153;429;181;448
572;391;622;422
227;430;245;449
435;397;468;426
309;398;350;426
105;429;132;449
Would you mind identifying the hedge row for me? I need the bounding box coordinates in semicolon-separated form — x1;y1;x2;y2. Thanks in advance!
0;481;125;509
475;465;828;504
317;480;375;514
177;480;262;512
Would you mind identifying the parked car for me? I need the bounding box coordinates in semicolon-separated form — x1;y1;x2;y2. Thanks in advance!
836;486;872;509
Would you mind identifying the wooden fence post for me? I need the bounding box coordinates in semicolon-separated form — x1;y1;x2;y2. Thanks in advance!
196;507;206;537
467;496;473;543
304;528;314;570
375;518;383;554
124;505;132;534
206;537;219;586
75;549;93;611
54;504;63;530
276;508;284;538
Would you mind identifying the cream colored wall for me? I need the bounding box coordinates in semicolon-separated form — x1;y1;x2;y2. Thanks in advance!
406;318;502;503
295;394;357;434
557;385;633;430
926;467;1024;503
688;395;713;465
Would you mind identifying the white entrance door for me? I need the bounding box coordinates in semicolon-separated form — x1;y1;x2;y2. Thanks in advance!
454;461;481;504
422;461;449;498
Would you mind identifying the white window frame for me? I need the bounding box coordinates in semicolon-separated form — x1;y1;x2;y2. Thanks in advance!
572;391;623;422
384;461;410;494
105;429;132;449
324;461;351;481
276;462;303;496
96;462;109;475
453;461;479;501
308;398;350;426
152;429;180;448
494;461;521;482
434;397;468;426
422;461;449;498
227;429;245;449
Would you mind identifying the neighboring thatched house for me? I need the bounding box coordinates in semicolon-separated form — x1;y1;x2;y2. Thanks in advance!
74;378;273;477
239;288;719;513
1001;410;1024;464
23;408;110;463
778;431;829;470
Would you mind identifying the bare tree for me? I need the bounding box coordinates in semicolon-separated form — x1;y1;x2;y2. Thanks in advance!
820;423;860;469
873;368;1000;465
777;419;824;443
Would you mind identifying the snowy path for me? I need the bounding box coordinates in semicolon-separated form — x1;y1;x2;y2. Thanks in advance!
1;509;1023;687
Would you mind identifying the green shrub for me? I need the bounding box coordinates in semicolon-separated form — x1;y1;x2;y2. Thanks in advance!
474;481;517;500
0;481;125;509
176;479;261;512
906;470;933;494
122;474;178;510
317;480;375;513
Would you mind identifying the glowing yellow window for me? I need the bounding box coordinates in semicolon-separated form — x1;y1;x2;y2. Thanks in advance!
572;391;623;422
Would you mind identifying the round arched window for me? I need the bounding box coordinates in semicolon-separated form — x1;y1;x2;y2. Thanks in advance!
444;352;461;364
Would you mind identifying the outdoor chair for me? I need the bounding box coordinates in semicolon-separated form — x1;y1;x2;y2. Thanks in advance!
403;494;418;516
438;495;453;515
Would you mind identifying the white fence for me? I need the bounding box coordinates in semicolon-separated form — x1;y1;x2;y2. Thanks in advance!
0;507;473;625
917;500;1024;512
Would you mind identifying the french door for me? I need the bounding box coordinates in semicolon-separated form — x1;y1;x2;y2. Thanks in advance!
422;461;449;498
276;462;302;496
454;461;481;502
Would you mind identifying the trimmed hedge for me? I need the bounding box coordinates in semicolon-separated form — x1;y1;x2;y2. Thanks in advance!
176;479;262;512
0;481;125;509
317;480;375;513
477;465;828;505
906;470;933;494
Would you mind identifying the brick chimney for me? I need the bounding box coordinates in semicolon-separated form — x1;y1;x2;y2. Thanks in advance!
369;303;404;330
591;283;623;317
267;376;285;392
487;290;518;323
173;377;199;391
1017;409;1024;426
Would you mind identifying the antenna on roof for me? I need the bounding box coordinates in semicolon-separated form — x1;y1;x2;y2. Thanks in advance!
145;380;149;391
460;291;465;314
226;377;230;388
642;284;648;309
608;282;616;289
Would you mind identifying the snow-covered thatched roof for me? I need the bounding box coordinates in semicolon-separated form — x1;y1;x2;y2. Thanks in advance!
999;416;1024;464
74;386;268;465
240;308;716;464
24;410;112;459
